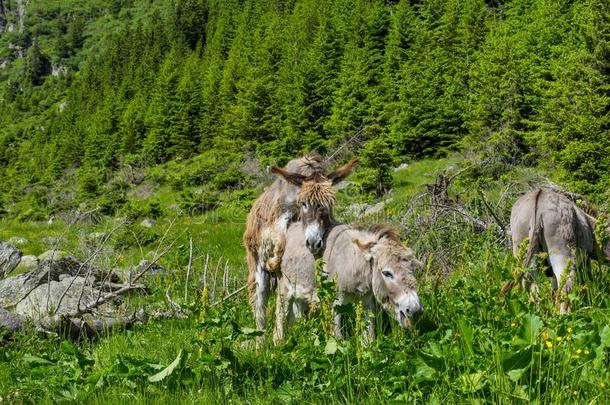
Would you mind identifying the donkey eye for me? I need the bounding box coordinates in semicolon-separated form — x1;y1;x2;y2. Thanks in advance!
382;271;394;279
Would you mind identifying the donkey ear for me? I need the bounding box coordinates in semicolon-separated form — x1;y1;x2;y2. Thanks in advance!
353;238;376;262
328;159;359;185
271;166;307;186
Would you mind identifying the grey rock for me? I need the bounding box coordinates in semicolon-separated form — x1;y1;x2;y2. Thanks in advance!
140;218;156;228
38;249;67;261
15;276;102;319
7;236;28;246
0;308;25;336
0;242;22;278
136;259;167;276
15;255;38;272
394;163;409;172
86;232;108;247
0;256;117;309
346;200;389;218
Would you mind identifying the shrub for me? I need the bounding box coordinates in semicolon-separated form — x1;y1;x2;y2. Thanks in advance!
112;225;160;250
179;188;219;216
119;199;163;222
356;138;394;198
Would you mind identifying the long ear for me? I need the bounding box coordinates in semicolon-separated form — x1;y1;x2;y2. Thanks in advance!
353;238;376;262
328;159;359;185
271;166;307;186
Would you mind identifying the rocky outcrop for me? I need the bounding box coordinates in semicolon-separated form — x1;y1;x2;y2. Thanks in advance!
38;249;67;261
0;256;118;310
15;275;103;319
0;308;24;336
0;243;178;341
15;255;37;272
0;242;21;278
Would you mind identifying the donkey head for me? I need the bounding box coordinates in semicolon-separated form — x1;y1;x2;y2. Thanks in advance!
353;226;423;328
272;159;358;256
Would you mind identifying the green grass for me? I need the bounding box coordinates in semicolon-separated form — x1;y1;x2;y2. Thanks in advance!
1;160;610;403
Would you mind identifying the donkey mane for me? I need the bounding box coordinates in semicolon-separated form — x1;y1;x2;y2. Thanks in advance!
353;223;402;243
297;180;336;208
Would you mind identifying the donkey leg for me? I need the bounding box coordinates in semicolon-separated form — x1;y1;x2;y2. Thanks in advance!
292;298;308;322
549;252;573;314
522;257;540;299
254;264;271;345
361;295;376;346
333;293;345;340
273;288;288;344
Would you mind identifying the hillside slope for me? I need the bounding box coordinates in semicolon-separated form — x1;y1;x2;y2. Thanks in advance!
0;0;609;221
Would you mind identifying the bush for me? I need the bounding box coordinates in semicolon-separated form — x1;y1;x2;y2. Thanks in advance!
119;199;163;222
112;225;160;250
179;188;219;216
98;180;129;216
357;138;394;198
212;166;246;190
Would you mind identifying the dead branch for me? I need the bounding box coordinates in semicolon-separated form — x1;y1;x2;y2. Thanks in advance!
211;285;247;307
184;237;193;301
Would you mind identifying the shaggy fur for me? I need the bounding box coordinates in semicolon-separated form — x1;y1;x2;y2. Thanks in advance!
243;154;357;341
243;154;326;308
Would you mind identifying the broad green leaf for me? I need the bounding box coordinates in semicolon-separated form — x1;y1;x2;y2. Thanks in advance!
324;338;338;355
522;314;543;344
240;327;264;337
458;371;486;392
148;350;183;383
507;367;528;382
458;319;474;357
22;354;53;365
413;356;437;383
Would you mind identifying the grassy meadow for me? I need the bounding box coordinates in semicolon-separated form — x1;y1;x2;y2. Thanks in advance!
1;159;609;403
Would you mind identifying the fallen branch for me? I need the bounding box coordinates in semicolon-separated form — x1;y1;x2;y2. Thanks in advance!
211;285;247;307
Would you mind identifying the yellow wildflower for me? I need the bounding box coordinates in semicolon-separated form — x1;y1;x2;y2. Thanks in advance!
576;349;582;354
556;336;563;342
567;326;573;333
546;341;553;349
584;350;590;355
542;331;550;341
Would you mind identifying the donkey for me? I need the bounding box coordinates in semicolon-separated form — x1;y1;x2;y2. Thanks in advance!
510;188;610;313
274;222;423;343
243;154;358;338
326;223;423;342
273;222;318;344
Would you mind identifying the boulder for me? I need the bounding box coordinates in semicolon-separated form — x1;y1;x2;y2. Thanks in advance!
0;308;25;337
15;276;103;319
346;200;388;218
15;255;38;272
136;259;167;276
394;163;409;172
140;219;156;228
0;242;22;278
0;256;118;308
38;249;67;261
